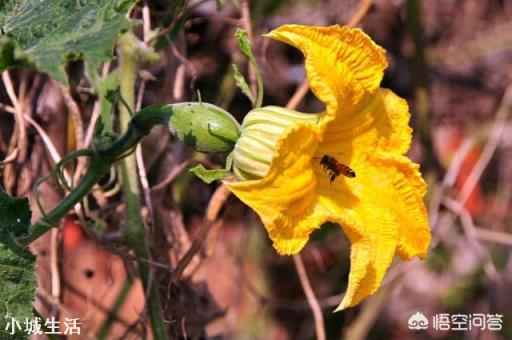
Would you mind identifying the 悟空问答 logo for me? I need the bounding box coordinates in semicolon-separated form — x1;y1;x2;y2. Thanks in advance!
408;312;429;330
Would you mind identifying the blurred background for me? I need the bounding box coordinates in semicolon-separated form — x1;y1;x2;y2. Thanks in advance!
1;0;512;339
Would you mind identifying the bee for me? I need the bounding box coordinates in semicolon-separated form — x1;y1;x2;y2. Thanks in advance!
314;154;356;183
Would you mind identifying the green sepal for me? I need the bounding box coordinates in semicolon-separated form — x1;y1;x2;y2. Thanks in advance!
189;164;230;184
225;151;234;171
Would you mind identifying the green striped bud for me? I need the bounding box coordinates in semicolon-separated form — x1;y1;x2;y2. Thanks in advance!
233;106;320;181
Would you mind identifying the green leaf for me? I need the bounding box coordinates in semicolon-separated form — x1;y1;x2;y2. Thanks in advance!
0;0;138;84
0;187;32;258
0;37;32;70
234;28;264;108
189;164;230;184
232;64;255;106
0;243;37;339
0;187;36;339
234;28;253;58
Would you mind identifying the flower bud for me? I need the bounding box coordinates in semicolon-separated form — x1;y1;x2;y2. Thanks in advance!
233;106;320;180
167;102;241;153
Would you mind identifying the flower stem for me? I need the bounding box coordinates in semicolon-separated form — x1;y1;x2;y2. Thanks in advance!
117;32;167;340
17;118;153;246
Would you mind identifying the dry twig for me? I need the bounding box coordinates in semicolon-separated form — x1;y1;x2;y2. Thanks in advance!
473;227;512;246
429;137;475;231
59;83;84;151
135;75;155;225
84;101;102;148
286;80;309;110
173;64;186;101
171;45;198;92
150;0;189;43
173;185;230;281
443;197;500;281
58;83;87;188
2;71;28;192
151;161;190;192
346;0;374;28
457;84;512;205
293;254;326;340
432;84;512;247
142;1;152;44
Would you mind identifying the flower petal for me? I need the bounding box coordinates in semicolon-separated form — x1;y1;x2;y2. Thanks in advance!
319;88;413;163
266;24;388;125
335;223;398;311
310;151;429;309
370;153;430;260
225;123;322;254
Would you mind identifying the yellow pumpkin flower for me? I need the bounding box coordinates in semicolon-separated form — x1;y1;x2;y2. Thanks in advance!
225;25;431;310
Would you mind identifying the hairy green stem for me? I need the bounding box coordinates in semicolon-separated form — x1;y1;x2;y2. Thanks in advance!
20;152;107;245
249;55;264;108
18;124;147;246
18;102;176;247
117;32;168;340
